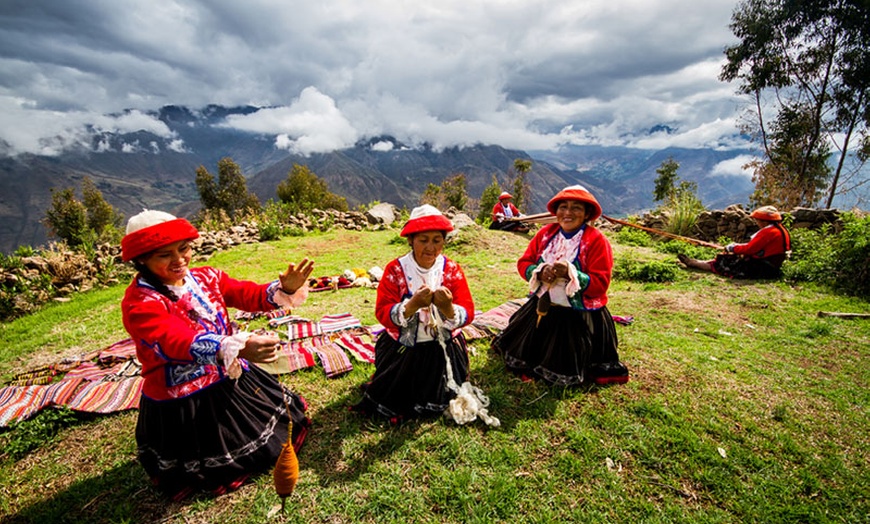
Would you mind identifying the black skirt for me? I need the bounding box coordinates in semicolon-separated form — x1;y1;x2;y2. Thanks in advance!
712;253;783;279
136;363;310;499
352;333;470;420
492;295;621;386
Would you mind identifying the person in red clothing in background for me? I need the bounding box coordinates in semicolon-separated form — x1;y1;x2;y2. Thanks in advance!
120;209;314;501
492;185;629;386
489;192;530;232
678;205;791;279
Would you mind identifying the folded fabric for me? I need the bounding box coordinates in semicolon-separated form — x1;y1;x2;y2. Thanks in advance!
612;315;634;326
312;343;353;378
334;332;375;364
287;321;323;340
320;313;361;333
473;299;527;332
98;338;137;365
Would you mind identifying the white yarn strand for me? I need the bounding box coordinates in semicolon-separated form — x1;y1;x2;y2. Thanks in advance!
428;278;500;427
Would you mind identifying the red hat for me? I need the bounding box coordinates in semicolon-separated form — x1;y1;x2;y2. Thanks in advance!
121;210;199;261
750;205;782;222
400;204;454;237
498;192;513;200
546;185;602;221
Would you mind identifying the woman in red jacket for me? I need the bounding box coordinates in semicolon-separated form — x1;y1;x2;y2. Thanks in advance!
492;186;629;386
352;205;475;423
678;206;791;279
490;192;530;232
120;210;314;500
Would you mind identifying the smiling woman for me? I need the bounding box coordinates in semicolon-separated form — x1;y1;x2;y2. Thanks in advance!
120;209;315;501
351;204;476;424
492;185;630;386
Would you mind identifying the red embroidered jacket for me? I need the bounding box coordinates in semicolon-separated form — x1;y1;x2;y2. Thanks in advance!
375;256;475;342
517;223;613;310
492;202;521;222
731;223;791;267
122;266;280;401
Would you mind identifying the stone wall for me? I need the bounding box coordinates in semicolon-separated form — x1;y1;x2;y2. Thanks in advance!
636;205;845;243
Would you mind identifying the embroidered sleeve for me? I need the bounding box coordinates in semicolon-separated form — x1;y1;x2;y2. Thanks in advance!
268;280;309;309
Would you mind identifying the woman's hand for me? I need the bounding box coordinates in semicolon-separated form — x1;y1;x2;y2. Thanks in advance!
405;286;434;317
279;258;315;294
433;287;455;318
239;333;281;363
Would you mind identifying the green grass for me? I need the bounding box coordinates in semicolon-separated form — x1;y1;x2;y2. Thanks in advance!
1;226;868;523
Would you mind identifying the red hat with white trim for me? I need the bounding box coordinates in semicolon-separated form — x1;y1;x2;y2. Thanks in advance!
400;204;454;237
546;185;602;221
749;205;782;222
498;192;513;200
121;209;199;261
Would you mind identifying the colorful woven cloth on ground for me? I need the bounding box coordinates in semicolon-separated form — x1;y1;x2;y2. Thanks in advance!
473;299;527;333
62;360;129;381
320;313;361;333
312;342;353;378
268;314;311;327
460;323;491;341
0;377;85;427
287;321;323;340
334;332;376;363
612;315;634;326
98;338;137;365
256;340;317;375
65;376;143;414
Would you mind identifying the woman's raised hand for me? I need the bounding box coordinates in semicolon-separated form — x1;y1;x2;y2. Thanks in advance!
280;258;315;294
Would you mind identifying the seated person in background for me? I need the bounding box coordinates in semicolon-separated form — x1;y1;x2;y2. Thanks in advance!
678;205;791;279
489;192;530;232
120;209;314;501
352;205;475;424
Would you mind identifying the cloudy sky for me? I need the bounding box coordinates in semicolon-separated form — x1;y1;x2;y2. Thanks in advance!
0;0;752;163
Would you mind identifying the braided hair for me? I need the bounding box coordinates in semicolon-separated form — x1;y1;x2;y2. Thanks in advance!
132;261;201;322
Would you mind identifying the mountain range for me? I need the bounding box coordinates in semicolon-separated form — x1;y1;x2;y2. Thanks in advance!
0;105;757;255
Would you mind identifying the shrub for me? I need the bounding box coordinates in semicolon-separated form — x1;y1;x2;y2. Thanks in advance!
614;226;656;247
614;256;680;282
784;212;870;297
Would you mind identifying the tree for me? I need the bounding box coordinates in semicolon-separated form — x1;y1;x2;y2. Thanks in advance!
195;157;261;221
510;159;532;211
477;174;503;224
442;173;468;210
650;159;705;237
721;0;870;209
276;163;348;213
43;177;124;248
419;173;469;211
44;188;89;248
653;158;680;203
81;177;123;241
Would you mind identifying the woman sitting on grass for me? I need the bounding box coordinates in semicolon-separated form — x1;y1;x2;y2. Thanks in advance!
492;185;629;386
352;205;475;424
120;209;314;501
678;205;791;279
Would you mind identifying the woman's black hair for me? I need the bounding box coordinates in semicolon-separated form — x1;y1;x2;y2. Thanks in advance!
133;261;202;321
133;261;180;302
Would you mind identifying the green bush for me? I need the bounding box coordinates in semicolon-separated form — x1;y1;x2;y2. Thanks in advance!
784;212;870;298
614;256;680;282
614;226;656;247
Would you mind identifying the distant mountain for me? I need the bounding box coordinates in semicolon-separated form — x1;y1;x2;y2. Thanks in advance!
0;105;758;255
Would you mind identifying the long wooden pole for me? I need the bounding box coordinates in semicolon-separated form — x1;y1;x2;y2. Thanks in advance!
508;212;724;250
601;215;724;250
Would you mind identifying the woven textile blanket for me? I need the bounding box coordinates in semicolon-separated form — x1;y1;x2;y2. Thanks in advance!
312;343;353;378
472;298;527;333
334;332;376;364
0;377;85;427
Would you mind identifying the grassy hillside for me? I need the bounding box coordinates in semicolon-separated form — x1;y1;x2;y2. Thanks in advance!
1;226;868;523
